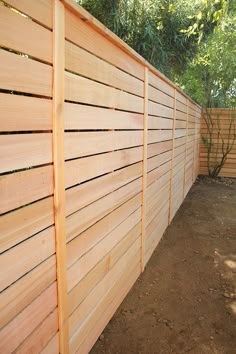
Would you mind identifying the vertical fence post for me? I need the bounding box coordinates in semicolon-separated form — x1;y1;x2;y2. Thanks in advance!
182;99;189;200
192;110;196;182
141;67;148;272
53;1;69;352
168;89;176;224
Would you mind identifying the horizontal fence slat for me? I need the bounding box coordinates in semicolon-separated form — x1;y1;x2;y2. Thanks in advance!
0;49;52;97
0;165;53;214
0;4;52;63
0;93;52;132
148;101;173;118
0;134;52;173
148;85;174;107
0;283;57;353
0;197;54;254
65;9;144;80
65;131;143;160
66;178;142;243
66;163;142;217
65;72;144;113
64;102;143;130
148;72;174;97
65;147;143;188
3;0;53;29
0;226;55;292
65;40;143;97
0;255;56;330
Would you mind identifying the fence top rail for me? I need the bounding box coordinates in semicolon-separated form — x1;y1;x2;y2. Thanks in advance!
61;0;201;109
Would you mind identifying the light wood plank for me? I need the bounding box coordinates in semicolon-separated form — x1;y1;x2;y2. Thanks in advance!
0;197;54;254
0;283;57;353
66;162;142;217
66;178;142;242
0;49;52;96
75;261;140;354
0;256;56;330
41;333;59;354
148;116;173;130
0;4;52;63
148;72;174;97
69;236;140;335
65;72;144;113
0;133;52;173
65;146;142;188
147;161;171;186
65;40;143;96
3;0;53;28
65;9;144;80
147;150;172;172
15;309;58;354
176;99;187;113
0;93;52;132
68;207;140;296
65;131;143;160
52;1;69;353
147;130;172;144
147;140;172;158
69;257;140;353
64;102;143;130
0;226;55;292
175;110;187;121
176;91;187;105
68;221;140;316
141;67;148;271
0;165;53;214
148;84;174;107
148;101;173;118
67;193;141;269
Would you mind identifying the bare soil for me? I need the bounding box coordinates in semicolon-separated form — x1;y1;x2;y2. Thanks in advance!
91;177;236;354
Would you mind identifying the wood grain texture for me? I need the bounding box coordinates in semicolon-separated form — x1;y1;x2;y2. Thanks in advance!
0;256;56;330
65;71;144;113
65;131;143;160
141;67;148;271
0;197;54;254
65;9;144;80
0;49;52;96
3;0;53;28
0;165;53;214
52;1;69;352
65;40;143;96
65;147;143;188
66;178;142;243
0;93;52;132
68;222;141;316
0;226;55;292
0;4;52;63
64;102;143;130
0;133;52;173
0;283;57;353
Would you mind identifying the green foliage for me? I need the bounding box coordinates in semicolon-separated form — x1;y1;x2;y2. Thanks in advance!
76;0;202;78
77;0;235;109
179;14;236;107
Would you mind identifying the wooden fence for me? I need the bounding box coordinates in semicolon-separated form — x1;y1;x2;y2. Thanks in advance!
0;0;201;353
200;109;236;178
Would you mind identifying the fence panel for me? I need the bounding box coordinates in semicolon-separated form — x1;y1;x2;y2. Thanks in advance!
0;0;201;352
0;1;58;353
200;109;236;177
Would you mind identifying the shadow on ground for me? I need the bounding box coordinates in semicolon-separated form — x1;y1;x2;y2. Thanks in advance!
91;177;236;354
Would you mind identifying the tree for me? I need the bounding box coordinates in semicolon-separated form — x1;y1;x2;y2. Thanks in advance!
76;0;211;80
179;10;236;177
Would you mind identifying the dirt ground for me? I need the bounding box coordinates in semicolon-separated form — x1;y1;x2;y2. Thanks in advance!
91;177;236;354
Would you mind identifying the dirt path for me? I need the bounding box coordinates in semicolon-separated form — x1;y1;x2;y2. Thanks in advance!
91;177;236;354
